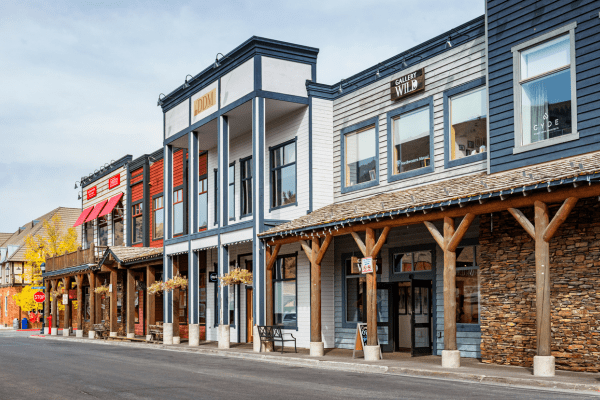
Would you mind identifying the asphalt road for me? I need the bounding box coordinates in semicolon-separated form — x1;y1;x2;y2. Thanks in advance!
0;331;597;400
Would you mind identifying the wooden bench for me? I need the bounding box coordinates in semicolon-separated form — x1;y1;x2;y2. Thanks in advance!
257;326;297;354
92;324;108;339
149;324;163;342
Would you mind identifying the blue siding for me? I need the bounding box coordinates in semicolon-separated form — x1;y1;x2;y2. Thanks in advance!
487;0;600;173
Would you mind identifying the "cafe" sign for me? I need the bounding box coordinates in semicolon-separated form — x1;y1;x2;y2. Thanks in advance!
390;68;425;102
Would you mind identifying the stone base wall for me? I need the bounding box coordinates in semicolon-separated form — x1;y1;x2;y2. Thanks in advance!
479;197;600;372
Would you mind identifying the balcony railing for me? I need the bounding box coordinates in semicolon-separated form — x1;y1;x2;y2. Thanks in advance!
45;243;107;272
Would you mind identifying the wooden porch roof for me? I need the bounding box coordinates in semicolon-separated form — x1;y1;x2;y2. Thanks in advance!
100;246;163;266
260;151;600;239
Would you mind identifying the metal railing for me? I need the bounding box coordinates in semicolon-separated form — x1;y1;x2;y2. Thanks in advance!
45;243;107;272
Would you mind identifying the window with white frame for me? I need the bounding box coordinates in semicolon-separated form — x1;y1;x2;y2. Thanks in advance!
153;196;164;239
228;164;235;220
132;203;143;243
112;202;124;246
513;24;577;150
173;188;183;235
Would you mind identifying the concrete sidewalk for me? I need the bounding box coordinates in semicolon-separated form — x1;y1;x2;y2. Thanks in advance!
31;335;600;394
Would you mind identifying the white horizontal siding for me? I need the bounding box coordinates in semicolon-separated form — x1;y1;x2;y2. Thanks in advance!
312;98;334;211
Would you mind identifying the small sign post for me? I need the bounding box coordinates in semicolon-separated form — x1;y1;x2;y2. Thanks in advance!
33;292;45;303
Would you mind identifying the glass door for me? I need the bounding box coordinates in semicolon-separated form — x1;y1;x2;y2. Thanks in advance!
377;283;393;352
411;278;432;356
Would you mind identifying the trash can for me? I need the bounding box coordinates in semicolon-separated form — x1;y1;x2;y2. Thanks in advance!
21;318;28;330
13;318;19;330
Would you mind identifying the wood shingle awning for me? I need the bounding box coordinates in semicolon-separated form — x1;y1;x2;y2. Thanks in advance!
259;151;600;241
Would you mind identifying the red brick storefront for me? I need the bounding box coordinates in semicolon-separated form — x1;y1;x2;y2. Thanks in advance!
479;197;600;372
0;287;25;327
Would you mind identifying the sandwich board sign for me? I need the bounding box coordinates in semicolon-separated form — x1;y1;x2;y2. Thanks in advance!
352;322;382;359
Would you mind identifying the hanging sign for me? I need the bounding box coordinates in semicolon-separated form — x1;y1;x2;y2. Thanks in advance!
68;289;77;300
361;257;373;274
209;272;218;283
352;322;382;359
390;67;425;101
87;186;97;200
62;294;69;305
108;174;121;189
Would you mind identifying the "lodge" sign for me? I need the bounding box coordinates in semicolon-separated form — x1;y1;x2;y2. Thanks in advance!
390;68;425;101
193;88;217;117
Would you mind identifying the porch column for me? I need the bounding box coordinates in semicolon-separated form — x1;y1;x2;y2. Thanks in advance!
44;282;50;335
62;276;71;336
188;250;200;346
75;274;83;337
305;235;332;357
218;244;230;349
146;265;156;340
508;197;578;376
424;214;475;368
172;255;180;344
109;268;118;337
95;274;102;329
264;244;280;352
51;280;58;335
126;268;135;338
163;254;173;344
88;271;96;338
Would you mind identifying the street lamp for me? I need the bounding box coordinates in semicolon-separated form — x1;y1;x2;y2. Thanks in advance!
39;263;45;334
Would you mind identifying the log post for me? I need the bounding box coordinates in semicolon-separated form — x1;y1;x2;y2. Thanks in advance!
126;268;135;338
87;272;95;325
95;274;102;327
365;228;376;346
310;237;322;353
62;277;71;336
146;266;156;336
75;275;83;337
110;268;118;336
443;217;456;352
172;256;180;342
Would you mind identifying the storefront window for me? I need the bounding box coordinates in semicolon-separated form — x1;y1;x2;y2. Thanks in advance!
271;141;296;208
456;245;479;324
153;196;164;239
132;203;143;243
345;258;366;323
198;179;207;230
228;164;235;220
519;34;572;145
241;157;252;216
84;287;90;321
450;87;487;160
392;107;430;174
112;202;124;246
345;126;376;187
392;251;432;273
97;216;108;246
273;254;297;327
84;221;94;249
173;188;183;235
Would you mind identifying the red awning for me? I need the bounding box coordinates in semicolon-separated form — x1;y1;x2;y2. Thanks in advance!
73;206;94;227
98;192;123;218
84;200;108;223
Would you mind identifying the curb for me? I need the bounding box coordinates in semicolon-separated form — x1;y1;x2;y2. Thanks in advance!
31;336;600;393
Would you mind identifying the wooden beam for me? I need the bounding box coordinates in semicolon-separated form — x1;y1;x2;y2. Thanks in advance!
423;221;444;249
534;201;551;357
350;232;367;257
315;235;333;265
101;264;116;273
299;240;312;261
508;208;535;239
87;271;96;326
126;268;135;337
110;268;117;333
266;183;600;246
63;277;71;332
310;237;321;343
266;244;281;271
443;217;457;351
75;275;83;332
95;274;102;327
266;267;273;326
543;197;578;242
447;213;476;252
371;226;391;259
146;266;156;334
365;228;377;347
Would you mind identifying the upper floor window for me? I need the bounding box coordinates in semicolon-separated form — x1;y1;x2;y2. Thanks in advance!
271;140;296;209
173;188;183;235
512;23;578;153
392;107;430;175
450;87;487;160
153;196;164;239
83;221;94;249
132;203;143;243
345;126;377;187
240;157;252;216
112;202;124;246
97;216;108;246
228;164;235;220
199;178;208;230
213;169;218;226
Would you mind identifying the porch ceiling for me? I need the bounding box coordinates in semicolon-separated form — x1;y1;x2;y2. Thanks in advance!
260;151;600;238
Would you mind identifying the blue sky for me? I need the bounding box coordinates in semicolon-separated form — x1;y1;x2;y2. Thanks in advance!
0;0;484;232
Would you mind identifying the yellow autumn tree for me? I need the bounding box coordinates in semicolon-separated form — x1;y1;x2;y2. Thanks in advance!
13;214;78;313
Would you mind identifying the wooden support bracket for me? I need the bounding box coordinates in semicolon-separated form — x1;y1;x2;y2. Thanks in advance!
315;235;333;265
543;197;578;242
350;232;367;257
508;207;535;239
266;244;281;271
